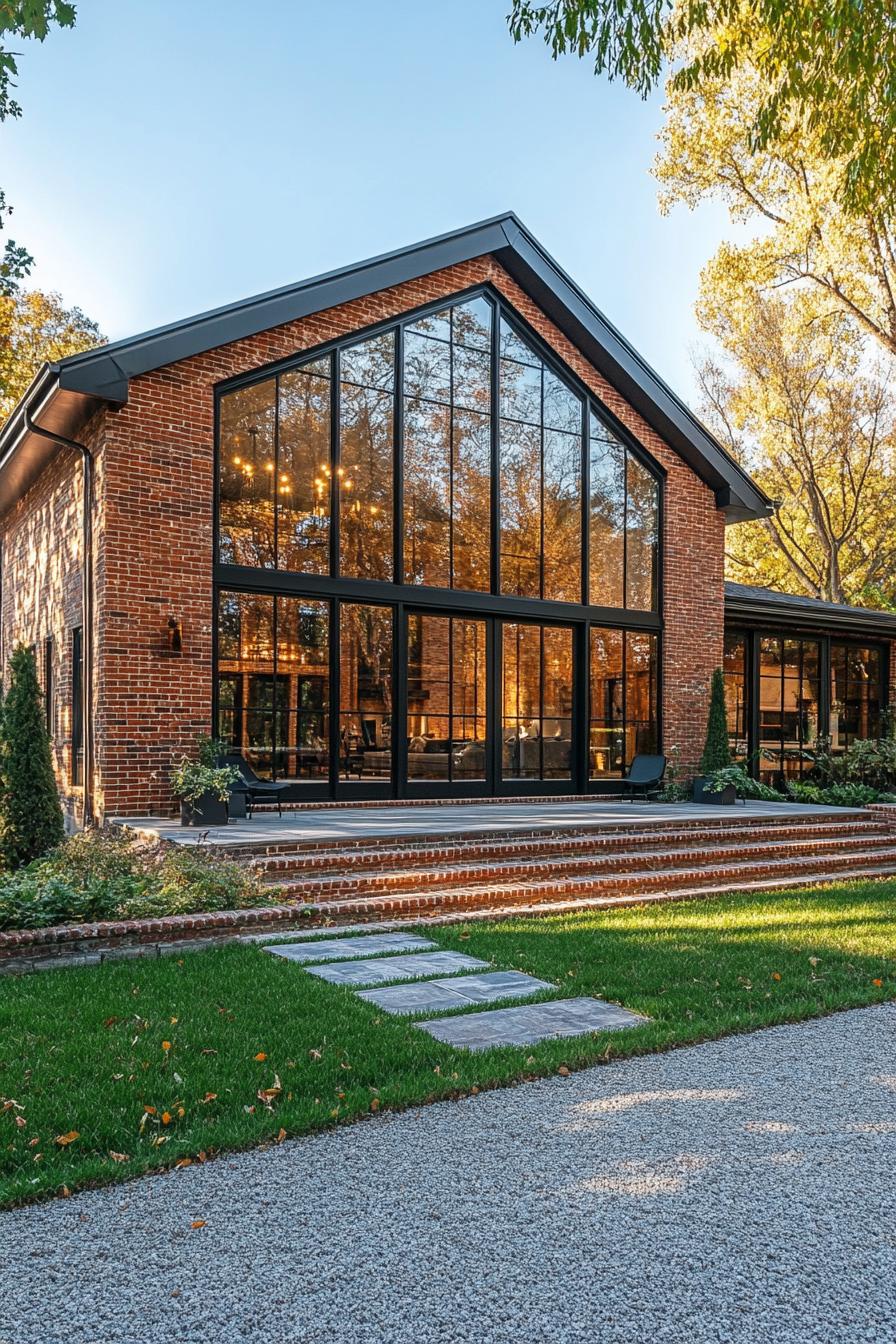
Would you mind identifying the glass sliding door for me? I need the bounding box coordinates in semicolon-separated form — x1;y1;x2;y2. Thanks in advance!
758;635;820;782
338;603;393;785
501;622;573;783
405;613;488;788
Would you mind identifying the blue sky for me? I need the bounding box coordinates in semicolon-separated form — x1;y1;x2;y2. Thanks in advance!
4;0;735;401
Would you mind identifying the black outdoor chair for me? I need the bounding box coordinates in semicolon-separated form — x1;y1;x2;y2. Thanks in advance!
616;753;667;802
223;752;289;819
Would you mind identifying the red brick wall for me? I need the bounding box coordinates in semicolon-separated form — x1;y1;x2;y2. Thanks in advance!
0;411;105;825
3;254;726;816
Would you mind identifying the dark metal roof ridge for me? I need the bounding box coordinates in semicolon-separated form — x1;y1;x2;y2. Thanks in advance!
1;212;772;522
725;581;896;635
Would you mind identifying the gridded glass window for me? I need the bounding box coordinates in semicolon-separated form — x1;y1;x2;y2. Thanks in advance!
588;628;658;777
216;591;329;782
339;334;395;581
758;635;820;782
403;297;493;591
830;643;883;750
499;319;583;602
723;632;748;761
589;414;660;612
218;379;277;569
406;614;487;781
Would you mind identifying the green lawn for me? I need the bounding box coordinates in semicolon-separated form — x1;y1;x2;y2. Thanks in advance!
1;878;895;1208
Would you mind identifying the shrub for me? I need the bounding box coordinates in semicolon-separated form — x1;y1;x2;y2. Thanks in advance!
788;780;880;808
707;765;785;802
0;829;278;931
699;668;731;776
170;736;239;807
0;645;65;869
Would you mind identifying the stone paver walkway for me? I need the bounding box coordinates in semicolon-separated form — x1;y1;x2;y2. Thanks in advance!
357;970;553;1015
266;933;644;1046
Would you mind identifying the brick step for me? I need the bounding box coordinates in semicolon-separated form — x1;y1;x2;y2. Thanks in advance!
373;864;896;927
300;845;896;921
256;818;885;880
220;807;868;860
268;830;896;899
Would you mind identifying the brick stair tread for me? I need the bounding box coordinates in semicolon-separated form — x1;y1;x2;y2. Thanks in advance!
254;820;887;877
299;845;896;914
266;833;896;895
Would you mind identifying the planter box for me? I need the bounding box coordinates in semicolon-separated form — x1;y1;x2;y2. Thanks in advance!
692;777;737;806
180;793;229;827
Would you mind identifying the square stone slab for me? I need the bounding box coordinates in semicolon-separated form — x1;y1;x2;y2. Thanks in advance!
357;970;553;1015
265;933;436;964
417;996;647;1050
305;950;490;987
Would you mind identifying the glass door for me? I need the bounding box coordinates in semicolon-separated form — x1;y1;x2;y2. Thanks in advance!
500;622;575;790
403;612;490;795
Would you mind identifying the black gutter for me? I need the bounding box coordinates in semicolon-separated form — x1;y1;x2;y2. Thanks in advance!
724;590;896;638
24;411;94;827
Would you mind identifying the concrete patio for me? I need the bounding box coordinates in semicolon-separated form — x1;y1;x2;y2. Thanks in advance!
112;798;860;848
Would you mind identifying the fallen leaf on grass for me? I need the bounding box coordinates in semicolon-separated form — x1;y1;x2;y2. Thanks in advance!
370;1099;380;1113
257;1076;282;1111
873;978;883;987
254;1052;267;1062
175;1158;192;1169
54;1131;80;1147
276;1128;287;1143
557;1066;570;1077
771;972;782;982
162;1041;172;1052
109;1151;130;1163
200;1093;218;1104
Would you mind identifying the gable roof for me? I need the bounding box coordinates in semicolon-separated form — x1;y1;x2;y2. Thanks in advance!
0;212;773;522
725;581;896;636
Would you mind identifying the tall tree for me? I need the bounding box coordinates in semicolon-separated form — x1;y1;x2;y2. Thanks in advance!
0;645;65;869
0;288;102;417
695;290;896;607
508;0;896;213
1;3;76;293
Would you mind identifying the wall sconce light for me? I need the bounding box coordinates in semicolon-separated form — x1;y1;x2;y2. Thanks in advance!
167;616;183;654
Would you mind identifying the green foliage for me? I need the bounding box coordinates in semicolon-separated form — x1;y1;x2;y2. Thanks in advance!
699;668;731;775
707;765;784;802
0;829;277;931
0;4;76;293
170;736;239;806
787;781;880;808
508;0;896;215
0;645;64;869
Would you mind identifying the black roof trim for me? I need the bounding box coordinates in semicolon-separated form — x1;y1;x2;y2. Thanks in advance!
725;581;896;637
3;212;773;521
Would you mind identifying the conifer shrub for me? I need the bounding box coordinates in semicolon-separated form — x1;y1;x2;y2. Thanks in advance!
0;645;65;869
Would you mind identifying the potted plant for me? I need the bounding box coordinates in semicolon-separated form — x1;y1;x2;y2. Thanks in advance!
692;668;736;804
171;737;240;827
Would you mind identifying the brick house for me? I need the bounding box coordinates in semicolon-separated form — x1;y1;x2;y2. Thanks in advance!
1;213;894;826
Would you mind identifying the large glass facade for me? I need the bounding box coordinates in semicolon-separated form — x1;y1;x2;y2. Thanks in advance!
723;632;748;761
831;643;882;749
214;285;664;799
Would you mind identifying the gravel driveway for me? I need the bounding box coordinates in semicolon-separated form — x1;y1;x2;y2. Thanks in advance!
3;1004;895;1344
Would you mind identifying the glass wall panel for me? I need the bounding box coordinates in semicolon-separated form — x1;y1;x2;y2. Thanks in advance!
626;453;660;611
499;319;583;601
404;398;451;587
339;604;393;781
406;614;487;781
218;380;277;568
501;622;572;779
625;631;659;760
404;297;493;591
339;334;395;581
589;627;623;776
588;417;624;608
499;417;541;598
723;632;748;761
758;635;819;781
277;360;331;575
831;643;883;749
216;592;329;782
